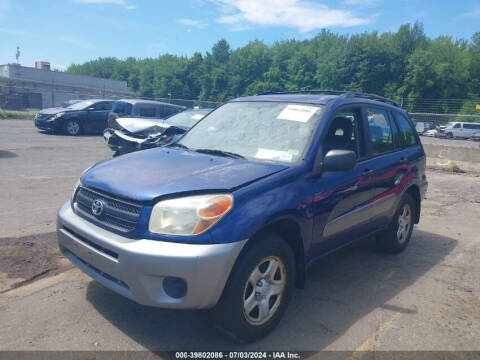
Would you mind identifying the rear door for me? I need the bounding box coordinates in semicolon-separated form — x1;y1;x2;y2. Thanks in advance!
351;106;405;231
88;101;113;133
392;111;426;200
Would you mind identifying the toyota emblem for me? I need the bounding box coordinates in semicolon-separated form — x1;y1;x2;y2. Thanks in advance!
91;199;105;216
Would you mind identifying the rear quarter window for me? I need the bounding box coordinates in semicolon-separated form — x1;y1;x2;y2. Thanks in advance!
366;107;395;155
394;112;418;147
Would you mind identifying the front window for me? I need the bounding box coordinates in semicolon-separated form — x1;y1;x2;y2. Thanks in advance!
178;102;324;164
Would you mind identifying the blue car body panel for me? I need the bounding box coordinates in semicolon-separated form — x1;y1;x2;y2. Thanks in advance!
81;147;288;202
78;94;427;268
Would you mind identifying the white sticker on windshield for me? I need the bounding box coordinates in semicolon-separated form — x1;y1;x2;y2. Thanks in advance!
277;104;319;123
255;148;295;162
192;114;204;120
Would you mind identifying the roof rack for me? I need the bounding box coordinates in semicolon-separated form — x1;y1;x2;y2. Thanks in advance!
257;90;401;107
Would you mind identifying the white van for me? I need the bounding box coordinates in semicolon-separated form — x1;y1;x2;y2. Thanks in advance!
443;122;480;139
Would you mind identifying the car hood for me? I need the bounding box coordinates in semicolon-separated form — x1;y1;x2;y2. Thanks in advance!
38;107;74;115
116;117;165;133
81;148;288;202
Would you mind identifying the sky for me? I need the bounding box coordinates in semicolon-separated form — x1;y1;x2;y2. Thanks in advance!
1;0;479;70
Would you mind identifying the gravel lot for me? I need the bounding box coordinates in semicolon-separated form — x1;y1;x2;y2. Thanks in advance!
0;119;479;353
419;135;480;149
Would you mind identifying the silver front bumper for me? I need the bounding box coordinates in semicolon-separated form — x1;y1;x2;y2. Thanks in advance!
57;201;246;309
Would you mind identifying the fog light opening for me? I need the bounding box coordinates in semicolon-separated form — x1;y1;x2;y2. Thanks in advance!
163;277;187;299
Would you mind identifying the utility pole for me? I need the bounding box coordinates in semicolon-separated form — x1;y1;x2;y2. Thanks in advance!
15;46;20;64
51;79;55;107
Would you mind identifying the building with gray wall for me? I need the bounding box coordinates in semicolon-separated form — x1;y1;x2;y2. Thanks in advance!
0;63;129;109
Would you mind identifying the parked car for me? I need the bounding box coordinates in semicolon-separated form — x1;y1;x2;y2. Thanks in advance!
107;99;186;128
57;91;427;342
423;129;437;137
104;109;211;156
415;121;426;135
35;99;114;135
415;121;435;135
441;121;480;139
434;125;447;138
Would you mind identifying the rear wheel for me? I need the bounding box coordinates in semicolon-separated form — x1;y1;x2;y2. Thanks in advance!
377;193;415;254
212;234;295;343
64;119;81;136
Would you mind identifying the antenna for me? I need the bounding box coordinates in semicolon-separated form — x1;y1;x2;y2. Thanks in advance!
15;46;20;64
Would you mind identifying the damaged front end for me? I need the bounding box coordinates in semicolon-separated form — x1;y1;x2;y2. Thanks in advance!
104;117;186;156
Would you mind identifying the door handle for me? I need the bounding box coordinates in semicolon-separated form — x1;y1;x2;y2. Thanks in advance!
399;157;408;164
362;168;374;176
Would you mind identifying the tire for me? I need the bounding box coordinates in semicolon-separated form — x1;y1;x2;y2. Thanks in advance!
377;193;415;254
63;119;82;136
446;132;453;139
212;234;295;343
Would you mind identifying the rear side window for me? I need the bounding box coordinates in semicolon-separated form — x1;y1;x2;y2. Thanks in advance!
366;107;395;155
464;123;480;130
112;101;132;115
137;104;157;117
394;113;418;147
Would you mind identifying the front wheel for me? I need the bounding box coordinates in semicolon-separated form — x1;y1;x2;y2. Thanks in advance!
377;193;415;254
212;234;295;343
446;132;453;139
64;119;82;136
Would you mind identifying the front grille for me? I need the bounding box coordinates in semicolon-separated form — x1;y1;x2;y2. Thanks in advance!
73;186;142;233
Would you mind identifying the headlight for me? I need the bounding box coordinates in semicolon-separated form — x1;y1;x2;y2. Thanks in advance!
47;112;65;121
149;194;233;236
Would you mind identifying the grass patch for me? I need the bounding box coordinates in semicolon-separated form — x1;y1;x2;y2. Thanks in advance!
449;162;465;173
0;109;36;120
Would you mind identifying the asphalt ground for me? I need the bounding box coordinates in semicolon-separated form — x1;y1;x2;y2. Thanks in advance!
0;119;479;354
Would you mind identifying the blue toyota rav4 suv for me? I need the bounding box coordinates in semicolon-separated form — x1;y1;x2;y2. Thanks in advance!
57;91;427;342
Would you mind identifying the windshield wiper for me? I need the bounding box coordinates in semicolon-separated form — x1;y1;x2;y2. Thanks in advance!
194;148;246;159
168;143;190;150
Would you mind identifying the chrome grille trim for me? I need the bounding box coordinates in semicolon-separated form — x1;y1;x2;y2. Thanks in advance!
73;186;142;233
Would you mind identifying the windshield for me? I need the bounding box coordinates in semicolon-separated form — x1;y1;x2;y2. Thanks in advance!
66;100;95;110
179;102;324;164
166;111;209;128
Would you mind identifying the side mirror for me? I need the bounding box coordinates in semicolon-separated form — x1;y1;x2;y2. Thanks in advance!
322;150;357;172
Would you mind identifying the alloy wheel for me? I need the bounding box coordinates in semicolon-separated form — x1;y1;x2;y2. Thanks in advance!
243;256;286;326
66;120;80;135
397;203;412;244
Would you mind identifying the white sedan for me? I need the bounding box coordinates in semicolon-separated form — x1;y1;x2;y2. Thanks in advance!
424;129;438;137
